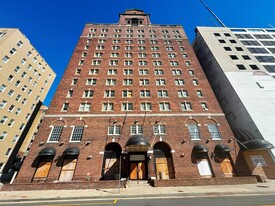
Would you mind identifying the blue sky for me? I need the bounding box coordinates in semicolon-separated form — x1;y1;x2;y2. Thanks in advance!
1;0;275;106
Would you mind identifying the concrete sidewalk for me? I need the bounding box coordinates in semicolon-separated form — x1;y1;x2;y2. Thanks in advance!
0;180;274;202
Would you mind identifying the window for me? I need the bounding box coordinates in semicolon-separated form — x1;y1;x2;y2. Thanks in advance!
255;56;275;63
108;125;121;135
131;125;143;135
96;45;104;50
153;61;162;66
181;102;192;111
219;39;226;43
123;69;133;75
154;69;164;75
12;135;19;143
21;58;26;65
140;90;150;97
170;61;179;66
153;125;166;135
0;116;8;124
66;90;74;98
237;65;246;70
139;69;149;75
14;66;21;73
159;102;170;111
139;79;149;85
7;89;15;97
109;60;118;66
86;78;97;85
250;65;260;70
248;47;268;54
242;55;251;60
125;46;132;50
125;39;133;44
123;79;132;85
71;78;78;85
175;79;185;85
214;33;221;36
151;46;159;51
156;79;166;86
15;80;21;87
2;55;10;63
158;90;168;97
229;39;237;43
207;124;222;140
166;47;174;51
61;103;69;111
124;60;133;66
7;119;15;127
48;126;63;142
104;90;115;97
92;60;101;65
70;126;84;142
168;53;176;58
106;79;116;85
0;131;8;140
235;47;243;51
113;39;120;44
102;103;114;111
0;100;7;109
94;52;103;57
241;40;260;46
188;124;200;140
235;34;253;39
89;69;99;75
0;84;7;93
138;53;147;58
193;79;199;86
19;123;25;131
196;90;203;97
5;148;12;156
140;102;152;111
122;90;133;98
201;102;208;110
10;48;17;55
224;33;231;37
83;90;94;98
178;90;188;97
122;102;133;111
152;53;161;58
78;60;84;66
224;47;232;51
79;103;91;111
107;69;117;75
125;53;133;58
17;40;23;47
138;46;146;51
172;70;182;76
139;61;147;66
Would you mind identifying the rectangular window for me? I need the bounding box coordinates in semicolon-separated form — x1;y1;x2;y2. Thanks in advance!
131;125;143;135
79;103;91;111
175;79;184;85
154;69;164;75
61;103;69;111
122;103;133;111
70;126;84;142
0;100;7;109
0;84;7;93
110;53;119;57
188;124;200;140
139;69;149;75
158;90;168;97
156;79;166;86
0;116;8;124
181;102;192;111
139;79;149;85
159;103;170;111
86;79;97;85
107;69;117;75
5;148;12;156
0;131;8;140
123;69;133;75
122;90;133;98
170;61;179;66
2;55;10;63
106;79;116;85
83;90;94;98
153;125;166;135
48;126;63;142
140;90;150;97
108;125;121;135
123;79;132;85
178;90;188;97
104;90;115;97
102;103;114;111
140;102;152;111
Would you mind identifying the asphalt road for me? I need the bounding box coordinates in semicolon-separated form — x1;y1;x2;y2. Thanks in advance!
1;195;275;206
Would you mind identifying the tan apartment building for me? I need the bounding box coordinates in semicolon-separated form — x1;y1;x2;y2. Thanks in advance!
0;28;56;181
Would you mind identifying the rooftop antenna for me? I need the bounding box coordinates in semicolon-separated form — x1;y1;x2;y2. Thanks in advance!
199;0;226;27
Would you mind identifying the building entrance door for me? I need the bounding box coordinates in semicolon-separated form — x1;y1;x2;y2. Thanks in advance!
129;154;147;180
220;158;234;177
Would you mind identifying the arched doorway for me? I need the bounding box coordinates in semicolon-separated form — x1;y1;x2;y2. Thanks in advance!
102;143;122;180
153;142;175;179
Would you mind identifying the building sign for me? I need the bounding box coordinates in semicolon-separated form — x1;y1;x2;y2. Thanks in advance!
250;155;267;167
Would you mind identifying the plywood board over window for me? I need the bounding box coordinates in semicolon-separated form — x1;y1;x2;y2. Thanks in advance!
32;157;53;182
59;157;77;182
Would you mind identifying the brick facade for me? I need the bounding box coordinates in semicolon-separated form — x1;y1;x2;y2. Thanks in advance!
14;9;253;189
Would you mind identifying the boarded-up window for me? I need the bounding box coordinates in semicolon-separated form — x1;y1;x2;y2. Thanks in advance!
33;156;53;182
197;159;212;177
59;156;77;182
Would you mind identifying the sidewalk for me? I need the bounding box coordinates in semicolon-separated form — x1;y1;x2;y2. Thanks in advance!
0;180;274;202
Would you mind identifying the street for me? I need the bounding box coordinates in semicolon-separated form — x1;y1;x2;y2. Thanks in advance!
1;194;275;206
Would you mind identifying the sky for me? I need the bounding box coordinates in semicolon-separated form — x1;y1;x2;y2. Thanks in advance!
1;0;275;106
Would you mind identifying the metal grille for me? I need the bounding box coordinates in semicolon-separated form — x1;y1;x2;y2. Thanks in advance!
207;124;222;140
188;124;200;140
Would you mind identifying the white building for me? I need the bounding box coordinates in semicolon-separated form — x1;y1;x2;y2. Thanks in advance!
193;27;275;179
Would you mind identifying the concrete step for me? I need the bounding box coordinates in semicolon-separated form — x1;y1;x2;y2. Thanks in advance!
126;180;151;188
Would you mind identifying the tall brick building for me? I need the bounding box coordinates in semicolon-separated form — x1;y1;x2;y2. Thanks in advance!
15;9;252;188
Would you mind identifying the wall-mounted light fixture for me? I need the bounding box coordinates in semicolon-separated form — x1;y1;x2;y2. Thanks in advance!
85;140;91;146
206;139;210;143
86;155;92;160
181;139;188;144
38;142;44;146
134;120;138;124
227;138;232;143
59;141;64;146
180;153;185;157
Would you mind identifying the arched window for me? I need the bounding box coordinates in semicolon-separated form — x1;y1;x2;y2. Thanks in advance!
153;142;175;179
102;143;122;180
186;120;200;140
